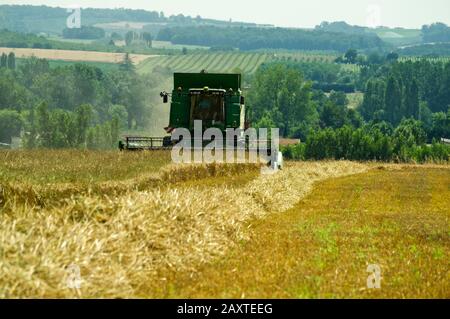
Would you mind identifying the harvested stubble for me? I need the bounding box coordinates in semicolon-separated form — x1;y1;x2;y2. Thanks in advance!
0;162;259;208
0;161;368;298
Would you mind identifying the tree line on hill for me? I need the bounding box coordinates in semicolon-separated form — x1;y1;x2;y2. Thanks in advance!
359;60;450;122
0;29;54;49
0;54;163;148
316;21;450;44
156;26;386;52
0;5;258;35
422;23;450;43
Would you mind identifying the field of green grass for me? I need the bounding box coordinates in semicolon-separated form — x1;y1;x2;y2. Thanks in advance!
138;51;339;74
375;28;422;47
138;52;271;74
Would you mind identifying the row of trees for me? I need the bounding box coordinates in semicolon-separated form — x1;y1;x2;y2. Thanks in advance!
248;62;368;141
1;5;259;35
22;103;119;149
0;54;164;147
422;23;450;43
1;102;123;149
157;26;386;52
283;120;449;163
248;63;317;138
124;31;153;47
360;60;450;126
0;52;15;69
0;55;150;126
247;59;449;160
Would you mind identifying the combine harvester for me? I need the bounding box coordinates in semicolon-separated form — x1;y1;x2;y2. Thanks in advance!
120;71;283;169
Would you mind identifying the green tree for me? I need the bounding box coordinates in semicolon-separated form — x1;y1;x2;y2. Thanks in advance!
344;49;358;64
360;79;386;121
346;108;363;128
320;101;347;129
430;111;450;140
75;104;93;147
110;32;123;41
248;63;317;137
0;109;22;144
142;32;153;47
385;75;402;125
24;106;37;149
394;119;427;150
120;53;135;73
125;31;135;46
0;53;7;68
36;102;52;147
110;115;120;147
108;104;128;129
404;79;419;119
7;52;16;70
386;52;399;63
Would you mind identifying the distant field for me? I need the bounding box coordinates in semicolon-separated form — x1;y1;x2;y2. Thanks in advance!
375;28;422;47
152;40;209;51
112;40;209;51
138;52;271;74
399;56;450;63
272;51;338;63
0;47;152;64
16;58;120;71
375;28;421;39
94;21;154;30
138;51;339;74
46;36;97;45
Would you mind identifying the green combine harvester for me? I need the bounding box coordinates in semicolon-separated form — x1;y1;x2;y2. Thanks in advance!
120;71;283;168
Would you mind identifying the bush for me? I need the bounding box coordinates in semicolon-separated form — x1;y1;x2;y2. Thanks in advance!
281;143;305;160
284;124;449;163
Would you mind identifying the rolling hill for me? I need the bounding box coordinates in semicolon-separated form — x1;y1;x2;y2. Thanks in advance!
137;51;338;74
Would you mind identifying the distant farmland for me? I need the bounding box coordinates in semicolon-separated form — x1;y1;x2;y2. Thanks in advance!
138;51;338;74
0;47;152;64
138;52;270;74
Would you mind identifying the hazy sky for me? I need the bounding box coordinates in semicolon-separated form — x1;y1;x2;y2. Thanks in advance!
3;0;450;29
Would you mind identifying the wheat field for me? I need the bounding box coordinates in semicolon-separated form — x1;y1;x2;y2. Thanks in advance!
0;150;448;298
0;150;368;298
0;47;152;64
